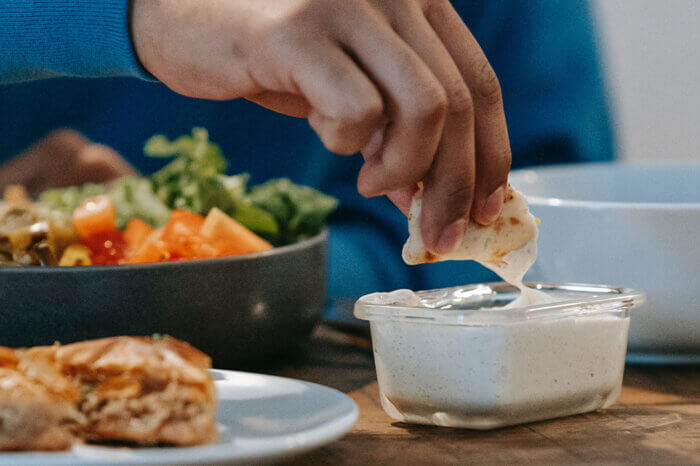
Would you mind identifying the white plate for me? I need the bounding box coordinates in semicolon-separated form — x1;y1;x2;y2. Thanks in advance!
0;369;358;465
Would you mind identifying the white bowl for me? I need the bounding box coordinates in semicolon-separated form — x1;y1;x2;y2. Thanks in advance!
510;163;700;363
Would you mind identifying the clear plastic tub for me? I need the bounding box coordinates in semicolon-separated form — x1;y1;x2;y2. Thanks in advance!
354;282;645;429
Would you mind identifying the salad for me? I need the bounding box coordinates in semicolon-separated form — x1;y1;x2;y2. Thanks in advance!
0;128;337;266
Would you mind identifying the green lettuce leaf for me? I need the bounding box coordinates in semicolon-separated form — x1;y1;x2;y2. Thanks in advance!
145;130;279;235
37;128;335;246
109;177;171;229
38;184;109;214
248;178;337;244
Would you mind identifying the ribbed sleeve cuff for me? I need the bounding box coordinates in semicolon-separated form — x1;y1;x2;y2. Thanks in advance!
0;0;156;83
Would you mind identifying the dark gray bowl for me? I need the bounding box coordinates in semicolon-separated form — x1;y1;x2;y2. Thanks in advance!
0;230;328;368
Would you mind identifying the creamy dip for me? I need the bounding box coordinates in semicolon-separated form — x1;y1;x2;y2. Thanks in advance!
485;238;553;308
370;309;629;428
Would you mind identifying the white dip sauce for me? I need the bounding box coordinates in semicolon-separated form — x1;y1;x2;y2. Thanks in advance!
482;237;553;308
370;308;629;428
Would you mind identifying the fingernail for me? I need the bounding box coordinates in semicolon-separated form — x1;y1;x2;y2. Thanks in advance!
434;218;466;255
482;186;504;223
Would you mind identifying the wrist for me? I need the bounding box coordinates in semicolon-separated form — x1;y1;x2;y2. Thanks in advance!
129;0;161;79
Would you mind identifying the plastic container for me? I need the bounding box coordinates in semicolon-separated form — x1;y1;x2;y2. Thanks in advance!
355;282;645;429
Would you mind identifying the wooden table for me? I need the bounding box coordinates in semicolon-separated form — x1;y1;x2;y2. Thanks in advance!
264;325;700;465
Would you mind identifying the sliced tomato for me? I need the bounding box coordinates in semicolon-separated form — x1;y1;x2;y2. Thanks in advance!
200;208;272;256
119;208;270;264
164;230;219;260
162;210;205;240
82;230;127;265
122;228;168;264
123;218;153;250
159;210;217;260
73;195;117;238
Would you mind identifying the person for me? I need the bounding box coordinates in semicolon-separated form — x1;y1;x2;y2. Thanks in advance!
0;1;612;315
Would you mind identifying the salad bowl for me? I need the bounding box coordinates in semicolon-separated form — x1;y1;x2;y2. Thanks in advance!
0;230;328;368
0;129;337;367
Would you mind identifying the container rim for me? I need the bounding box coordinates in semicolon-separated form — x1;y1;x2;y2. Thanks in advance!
509;163;700;211
354;282;646;325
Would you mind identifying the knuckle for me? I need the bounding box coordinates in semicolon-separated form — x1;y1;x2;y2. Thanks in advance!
344;96;384;126
491;147;512;177
380;0;419;20
319;121;359;155
275;0;340;34
266;10;318;46
424;0;451;21
325;74;384;125
445;79;474;116
266;21;301;48
387;153;431;186
475;59;502;105
386;0;413;7
480;147;512;188
356;177;376;198
325;141;356;155
444;180;475;208
409;83;448;124
322;136;350;155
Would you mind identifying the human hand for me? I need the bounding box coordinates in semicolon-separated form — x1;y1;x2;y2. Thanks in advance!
0;130;137;196
131;0;511;254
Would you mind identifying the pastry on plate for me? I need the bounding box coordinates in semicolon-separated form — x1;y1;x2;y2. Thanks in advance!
0;346;79;451
54;336;217;446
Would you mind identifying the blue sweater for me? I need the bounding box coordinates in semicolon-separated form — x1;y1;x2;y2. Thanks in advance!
0;1;613;318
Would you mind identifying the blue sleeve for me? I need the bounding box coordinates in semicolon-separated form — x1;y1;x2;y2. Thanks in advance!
469;0;614;166
0;0;153;83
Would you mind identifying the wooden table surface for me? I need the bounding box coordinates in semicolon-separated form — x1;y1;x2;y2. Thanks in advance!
263;324;700;465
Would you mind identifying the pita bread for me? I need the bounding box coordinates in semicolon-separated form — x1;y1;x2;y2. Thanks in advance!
402;185;550;307
403;185;538;265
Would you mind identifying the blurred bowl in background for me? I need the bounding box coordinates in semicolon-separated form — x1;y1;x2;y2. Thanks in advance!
0;230;328;368
511;163;700;363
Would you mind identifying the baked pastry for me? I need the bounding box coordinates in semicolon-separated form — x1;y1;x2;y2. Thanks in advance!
0;336;216;450
55;336;217;446
0;346;79;451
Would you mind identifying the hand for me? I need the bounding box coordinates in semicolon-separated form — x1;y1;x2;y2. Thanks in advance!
0;130;137;196
131;0;511;254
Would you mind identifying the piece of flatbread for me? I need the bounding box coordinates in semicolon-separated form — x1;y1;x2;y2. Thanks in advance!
402;185;549;307
402;185;538;266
